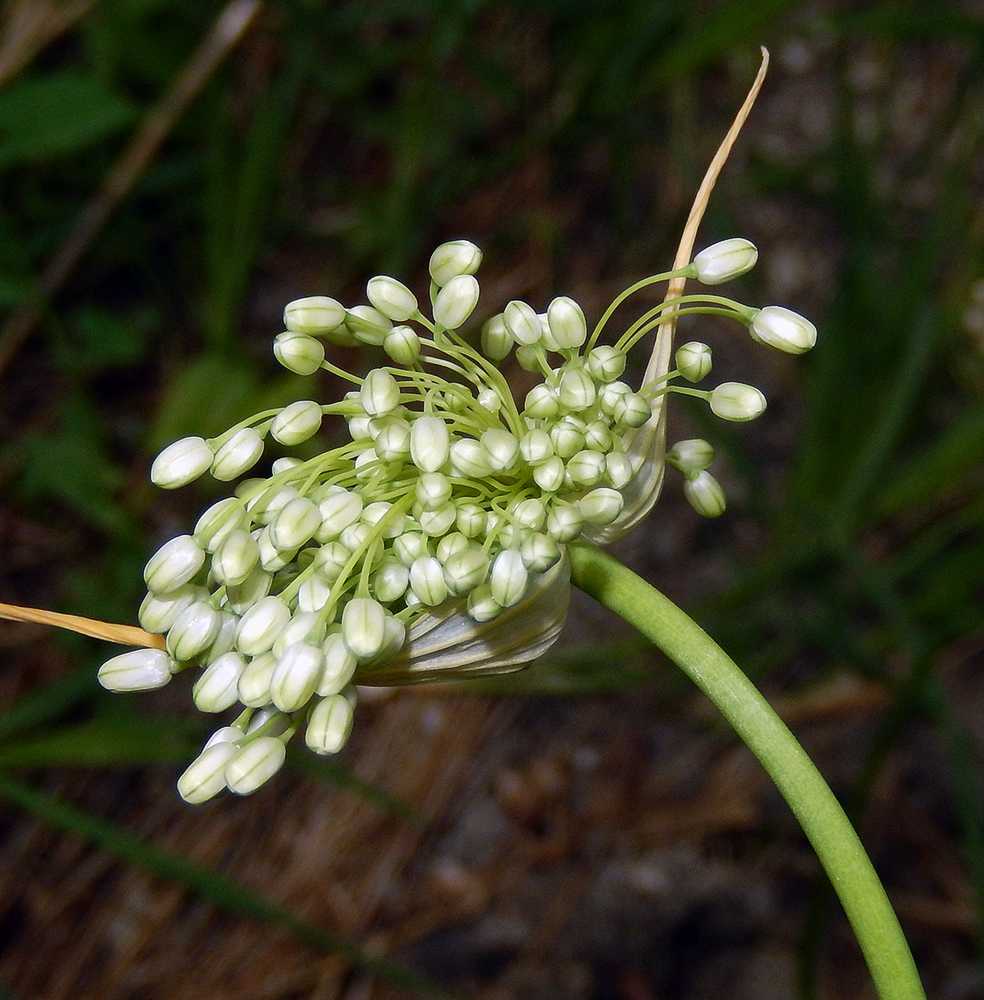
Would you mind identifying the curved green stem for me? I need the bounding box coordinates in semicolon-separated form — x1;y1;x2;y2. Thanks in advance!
568;542;926;1000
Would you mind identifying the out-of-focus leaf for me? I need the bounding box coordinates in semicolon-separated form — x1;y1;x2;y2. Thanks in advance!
0;71;136;167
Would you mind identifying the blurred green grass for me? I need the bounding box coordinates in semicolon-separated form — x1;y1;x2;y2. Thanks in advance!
0;0;982;996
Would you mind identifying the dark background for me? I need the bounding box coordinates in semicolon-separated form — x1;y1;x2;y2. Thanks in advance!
0;1;982;997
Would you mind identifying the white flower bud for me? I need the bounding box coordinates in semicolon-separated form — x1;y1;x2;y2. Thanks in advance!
306;693;355;755
692;238;758;284
297;573;332;614
383;325;421;365
225;736;286;795
481;313;513;360
512;497;546;531
613;392;652;428
676;341;713;382
272;611;327;658
520;429;554;465
270;496;321;550
418;501;457;537
478;388;501;412
212;528;260;586
236;651;277;706
709;382;767;422
577;487;624;525
667;438;715;474
480;428;519;471
416;472;452;509
225;565;273;614
245;708;292;737
749;305;817;355
429;239;482;286
273;331;325;375
550;421;585;459
520;532;561;572
605;452;633;489
454;503;485;538
256;525;294;572
377;613;407;660
504;300;543;346
167;601;221;661
372;420;411;462
144;534;205;594
210;427;264;481
410;415;450;472
270;641;324;712
284;295;346;334
409;556;449;606
313;542;350;583
151;436;213;489
433;274;480;329
584;420;613;453
271;458;302;475
139;584;204;634
316;490;364;542
193;652;247;713
339;520;372;553
450;437;494;479
435;531;468;563
546;501;584;542
466;584;502;622
372;558;410;603
360;368;400;416
98;648;174;692
249;485;299;523
523;384;560;420
393;531;430;565
586;345;626;383
342;597;388;660
515;345;541;372
684;470;727;517
343;304;391;346
546;296;587;350
367;275;418;322
271;400;323;446
318;632;358;695
204;724;245;748
235;596;291;656
203;609;238;661
443;547;489;596
599;380;632;416
533;456;565;492
194;497;246;552
362;500;405;538
177;741;239;803
566;449;607;487
490;549;528;607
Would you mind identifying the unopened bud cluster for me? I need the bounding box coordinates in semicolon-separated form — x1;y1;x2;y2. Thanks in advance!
100;237;816;801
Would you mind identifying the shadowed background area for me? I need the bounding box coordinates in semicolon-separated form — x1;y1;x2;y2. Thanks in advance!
0;1;983;998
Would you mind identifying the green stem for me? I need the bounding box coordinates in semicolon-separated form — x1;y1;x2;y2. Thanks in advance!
568;542;926;1000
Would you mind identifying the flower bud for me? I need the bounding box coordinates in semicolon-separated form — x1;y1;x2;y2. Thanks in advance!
546;501;584;542
318;632;358;695
520;532;561;573
371;420;410;462
225;736;286;795
194;497;246;552
480;428;519;471
504;300;543;346
306;693;355;755
270;496;321;550
524;384;560;421
151;436;214;489
443;547;489;596
566;449;607;487
450;438;493;479
177;741;239;803
410;415;450;472
272;611;327;657
416;472;452;509
316;490;364;542
360;368;400;416
167;601;221;661
273;331;325;375
512;498;546;531
393;531;430;566
546;296;587;350
490;549;528;607
515;346;541;372
236;651;277;706
454;503;485;538
345;305;392;346
550;421;585;459
467;584;502;622
433;274;480;329
270;641;324;712
558;368;596;411
226;565;273;614
211;427;264;481
235;596;291;656
613;392;652;428
144;534;205;594
271;400;323;446
372;557;410;603
297;573;332;614
98;648;174;692
749;305;817;355
367;275;418;322
138;584;204;634
409;556;449;606
533;456;565;493
204;725;245;748
520;429;554;465
193;652;247;713
577;487;624;524
284;295;346;334
692;238;758;284
313;541;351;583
586;345;626;383
481;314;513;360
675;342;713;382
605;452;633;489
212;529;260;586
383;325;421;365
429;239;482;286
599;380;632;416
342;597;388;660
683;470;727;517
203;610;238;663
666;438;715;474
709;382;767;422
